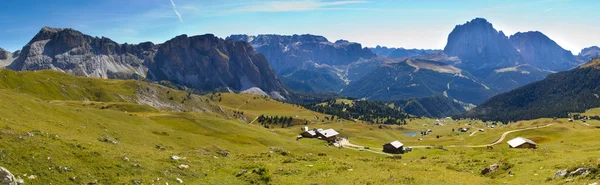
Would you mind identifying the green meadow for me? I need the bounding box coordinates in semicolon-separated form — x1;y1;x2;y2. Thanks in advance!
0;70;599;184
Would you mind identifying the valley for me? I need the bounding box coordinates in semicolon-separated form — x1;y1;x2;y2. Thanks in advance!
1;70;600;184
2;2;600;184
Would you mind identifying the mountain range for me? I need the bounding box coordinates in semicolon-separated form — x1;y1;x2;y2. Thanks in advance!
7;27;288;99
0;18;597;116
228;18;587;107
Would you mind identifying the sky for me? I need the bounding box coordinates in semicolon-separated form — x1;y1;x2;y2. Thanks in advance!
1;0;599;54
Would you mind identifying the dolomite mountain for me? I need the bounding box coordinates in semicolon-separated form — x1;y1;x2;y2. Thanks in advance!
509;31;579;71
227;34;376;73
7;27;288;99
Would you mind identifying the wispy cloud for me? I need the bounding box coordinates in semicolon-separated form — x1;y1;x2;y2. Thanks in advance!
169;0;183;23
232;0;367;13
544;8;553;12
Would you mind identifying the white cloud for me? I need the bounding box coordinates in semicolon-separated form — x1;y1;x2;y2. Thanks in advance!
544;8;553;12
232;0;366;12
169;0;184;23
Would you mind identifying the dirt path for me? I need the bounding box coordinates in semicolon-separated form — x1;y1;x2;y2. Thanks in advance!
445;123;554;148
469;131;477;137
337;123;555;153
334;138;392;156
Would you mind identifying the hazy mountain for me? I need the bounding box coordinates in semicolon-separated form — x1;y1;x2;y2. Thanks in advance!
443;18;521;76
509;31;579;71
341;58;494;105
227;34;375;93
9;27;288;99
578;46;600;62
227;34;375;73
370;46;441;59
465;58;600;122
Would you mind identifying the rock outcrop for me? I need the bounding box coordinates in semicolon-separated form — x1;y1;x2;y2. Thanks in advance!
510;31;579;71
0;166;19;185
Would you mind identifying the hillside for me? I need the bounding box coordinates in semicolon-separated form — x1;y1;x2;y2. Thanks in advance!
465;58;600;122
390;95;466;118
341;58;494;105
2;69;600;184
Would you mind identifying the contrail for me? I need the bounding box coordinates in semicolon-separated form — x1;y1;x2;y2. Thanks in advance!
170;0;183;23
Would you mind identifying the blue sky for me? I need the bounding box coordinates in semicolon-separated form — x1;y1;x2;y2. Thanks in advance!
1;0;599;54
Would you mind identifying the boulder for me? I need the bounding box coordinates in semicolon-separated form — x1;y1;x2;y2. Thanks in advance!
553;169;567;179
0;166;18;185
481;163;500;175
569;168;589;176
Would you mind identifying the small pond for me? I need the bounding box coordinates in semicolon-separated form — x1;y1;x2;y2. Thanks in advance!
404;132;418;137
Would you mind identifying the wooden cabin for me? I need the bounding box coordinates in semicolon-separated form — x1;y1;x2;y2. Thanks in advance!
383;140;404;154
507;137;537;149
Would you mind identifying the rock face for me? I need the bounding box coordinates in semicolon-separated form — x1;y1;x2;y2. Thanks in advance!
9;27;152;79
509;31;579;71
578;46;600;62
0;166;18;185
148;34;287;98
8;27;288;99
443;18;521;76
227;34;375;73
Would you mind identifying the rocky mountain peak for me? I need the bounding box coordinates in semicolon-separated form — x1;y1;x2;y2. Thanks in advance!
509;31;578;71
578;46;600;62
443;18;521;76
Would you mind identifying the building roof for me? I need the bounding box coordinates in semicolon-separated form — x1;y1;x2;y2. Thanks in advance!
304;130;316;136
507;137;537;148
318;128;339;138
387;140;404;148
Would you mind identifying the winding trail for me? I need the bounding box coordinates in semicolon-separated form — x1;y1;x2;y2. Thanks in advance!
336;123;555;155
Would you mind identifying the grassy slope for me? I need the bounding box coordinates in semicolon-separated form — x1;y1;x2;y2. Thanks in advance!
0;70;599;184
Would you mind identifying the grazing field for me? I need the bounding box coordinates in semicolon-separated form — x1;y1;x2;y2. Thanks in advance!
0;70;600;184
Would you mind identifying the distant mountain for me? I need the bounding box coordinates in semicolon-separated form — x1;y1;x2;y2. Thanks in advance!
464;58;600;122
341;58;494;105
390;95;466;118
227;34;375;93
8;27;288;99
370;46;441;59
509;31;579;71
443;18;521;76
578;46;600;62
0;48;15;67
227;34;375;72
